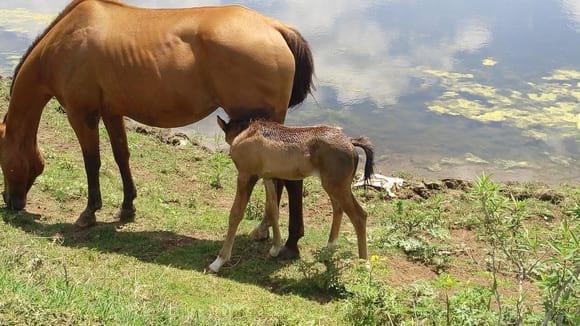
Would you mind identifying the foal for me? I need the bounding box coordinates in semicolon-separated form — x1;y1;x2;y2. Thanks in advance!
209;115;374;273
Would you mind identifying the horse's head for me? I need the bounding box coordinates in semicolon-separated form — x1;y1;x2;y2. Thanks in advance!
0;123;44;211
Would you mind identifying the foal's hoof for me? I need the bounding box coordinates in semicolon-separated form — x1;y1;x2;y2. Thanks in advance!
249;225;270;242
75;210;97;229
276;246;300;261
208;256;226;274
116;207;136;224
269;246;282;257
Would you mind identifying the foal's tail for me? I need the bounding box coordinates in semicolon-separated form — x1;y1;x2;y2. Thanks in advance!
276;26;315;108
351;137;375;185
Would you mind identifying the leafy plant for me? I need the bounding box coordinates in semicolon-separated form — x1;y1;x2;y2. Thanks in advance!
472;173;544;325
208;151;230;189
244;200;263;221
297;247;352;298
538;214;579;325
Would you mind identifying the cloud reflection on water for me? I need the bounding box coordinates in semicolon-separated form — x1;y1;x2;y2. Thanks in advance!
0;0;578;182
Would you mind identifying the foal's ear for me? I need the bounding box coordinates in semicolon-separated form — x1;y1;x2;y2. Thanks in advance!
217;116;227;132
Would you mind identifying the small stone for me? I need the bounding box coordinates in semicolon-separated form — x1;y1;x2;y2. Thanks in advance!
424;181;443;191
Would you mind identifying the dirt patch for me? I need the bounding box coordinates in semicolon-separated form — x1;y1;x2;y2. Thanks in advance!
502;184;564;204
384;252;438;286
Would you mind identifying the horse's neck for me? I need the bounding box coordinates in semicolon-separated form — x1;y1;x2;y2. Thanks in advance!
5;84;51;147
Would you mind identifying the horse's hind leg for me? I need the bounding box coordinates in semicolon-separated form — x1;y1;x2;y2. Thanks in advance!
263;179;282;257
67;111;102;228
103;115;137;223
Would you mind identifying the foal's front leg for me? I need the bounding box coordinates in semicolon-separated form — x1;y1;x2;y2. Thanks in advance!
209;174;257;273
263;179;282;257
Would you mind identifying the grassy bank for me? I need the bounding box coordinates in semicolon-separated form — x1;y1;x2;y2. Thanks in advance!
0;78;578;325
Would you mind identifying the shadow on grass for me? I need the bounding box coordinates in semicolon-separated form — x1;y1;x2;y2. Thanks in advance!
2;209;333;303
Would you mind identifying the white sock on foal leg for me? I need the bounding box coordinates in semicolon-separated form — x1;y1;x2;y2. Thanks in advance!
209;256;226;273
327;240;339;250
269;245;282;257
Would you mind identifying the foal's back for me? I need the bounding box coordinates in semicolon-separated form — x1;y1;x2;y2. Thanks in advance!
230;121;357;180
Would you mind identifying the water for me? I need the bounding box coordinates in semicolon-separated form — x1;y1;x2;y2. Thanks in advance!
1;0;578;183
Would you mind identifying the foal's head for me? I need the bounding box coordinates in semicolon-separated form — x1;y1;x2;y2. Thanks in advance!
217;110;273;145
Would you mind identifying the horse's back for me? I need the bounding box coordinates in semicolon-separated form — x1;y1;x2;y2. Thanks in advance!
42;2;295;126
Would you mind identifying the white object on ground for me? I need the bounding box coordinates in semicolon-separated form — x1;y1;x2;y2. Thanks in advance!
353;174;405;198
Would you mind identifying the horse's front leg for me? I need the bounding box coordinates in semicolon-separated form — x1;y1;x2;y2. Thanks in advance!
250;179;283;241
68;111;102;228
103;115;137;223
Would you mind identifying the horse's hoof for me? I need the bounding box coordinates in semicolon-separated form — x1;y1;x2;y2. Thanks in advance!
249;225;270;242
116;207;136;224
276;246;300;261
75;210;97;229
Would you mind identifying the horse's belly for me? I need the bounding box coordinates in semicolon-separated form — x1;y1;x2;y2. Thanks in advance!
123;100;216;128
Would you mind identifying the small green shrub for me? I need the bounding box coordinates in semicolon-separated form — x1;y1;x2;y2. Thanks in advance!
208;151;230;189
538;214;579;325
297;247;352;298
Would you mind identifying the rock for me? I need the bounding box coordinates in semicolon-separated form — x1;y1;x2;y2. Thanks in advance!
442;178;472;190
537;191;563;204
126;120;191;148
411;183;432;199
424;181;443;191
167;132;189;148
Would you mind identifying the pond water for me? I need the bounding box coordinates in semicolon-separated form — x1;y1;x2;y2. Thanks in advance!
1;0;579;183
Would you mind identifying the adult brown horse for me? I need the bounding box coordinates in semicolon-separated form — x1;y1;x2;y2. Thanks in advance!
0;0;313;258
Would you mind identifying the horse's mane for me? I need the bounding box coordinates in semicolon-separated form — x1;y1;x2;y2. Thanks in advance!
10;0;125;95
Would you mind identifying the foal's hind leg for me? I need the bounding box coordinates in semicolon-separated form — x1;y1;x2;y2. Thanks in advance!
338;191;368;259
103;115;137;223
323;175;368;259
327;198;344;249
263;179;283;257
68;111;102;228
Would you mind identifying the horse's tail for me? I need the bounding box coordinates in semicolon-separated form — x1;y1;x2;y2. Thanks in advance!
351;137;375;185
10;0;124;95
276;26;315;108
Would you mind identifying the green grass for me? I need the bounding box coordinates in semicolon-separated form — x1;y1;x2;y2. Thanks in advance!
0;78;578;324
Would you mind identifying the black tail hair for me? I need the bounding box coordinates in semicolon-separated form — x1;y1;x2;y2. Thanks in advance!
351;137;375;185
277;27;315;107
